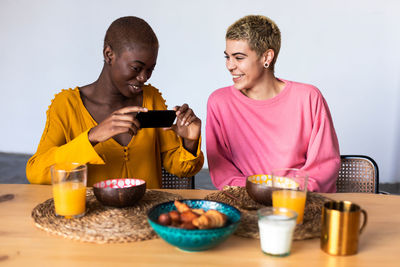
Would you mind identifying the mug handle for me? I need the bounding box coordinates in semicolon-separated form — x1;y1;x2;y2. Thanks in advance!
359;209;368;234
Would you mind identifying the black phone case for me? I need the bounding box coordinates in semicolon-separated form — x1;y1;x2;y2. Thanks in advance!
136;110;176;128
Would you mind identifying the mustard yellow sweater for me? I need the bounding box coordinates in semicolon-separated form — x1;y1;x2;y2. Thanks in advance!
26;85;204;188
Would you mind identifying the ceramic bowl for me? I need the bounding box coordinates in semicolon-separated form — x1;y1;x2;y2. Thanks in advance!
147;199;241;252
246;174;299;206
93;178;146;207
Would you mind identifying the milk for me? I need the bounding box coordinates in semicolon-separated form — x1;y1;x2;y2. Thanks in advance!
258;214;296;256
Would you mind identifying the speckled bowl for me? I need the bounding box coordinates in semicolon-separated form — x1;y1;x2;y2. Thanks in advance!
147;199;241;252
93;178;146;207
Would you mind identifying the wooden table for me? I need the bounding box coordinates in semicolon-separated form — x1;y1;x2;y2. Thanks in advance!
1;184;399;266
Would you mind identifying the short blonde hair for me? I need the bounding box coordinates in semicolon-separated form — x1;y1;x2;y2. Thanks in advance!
226;15;281;71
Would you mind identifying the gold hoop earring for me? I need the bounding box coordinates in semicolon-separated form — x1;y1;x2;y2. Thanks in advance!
264;62;269;69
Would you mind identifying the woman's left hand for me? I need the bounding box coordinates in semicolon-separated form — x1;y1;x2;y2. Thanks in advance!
170;104;201;141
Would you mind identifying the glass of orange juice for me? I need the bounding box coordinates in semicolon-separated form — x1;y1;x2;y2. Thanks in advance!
271;168;308;224
51;163;87;218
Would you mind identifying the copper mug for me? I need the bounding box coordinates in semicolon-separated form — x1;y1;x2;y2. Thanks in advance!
321;201;367;256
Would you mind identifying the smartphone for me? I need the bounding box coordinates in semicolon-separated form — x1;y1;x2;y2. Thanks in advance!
136;110;176;128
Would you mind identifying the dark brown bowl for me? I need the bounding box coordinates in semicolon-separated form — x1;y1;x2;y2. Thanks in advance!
93;178;146;207
246;174;300;205
246;175;274;206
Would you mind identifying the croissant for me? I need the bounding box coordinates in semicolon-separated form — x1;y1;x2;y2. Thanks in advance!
180;210;199;223
174;200;190;213
192;210;227;229
205;210;227;227
192;213;210;229
192;209;205;216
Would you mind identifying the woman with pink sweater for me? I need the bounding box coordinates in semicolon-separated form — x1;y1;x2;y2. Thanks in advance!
206;15;340;192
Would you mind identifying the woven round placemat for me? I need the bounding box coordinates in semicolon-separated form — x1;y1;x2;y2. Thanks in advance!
31;189;182;244
204;186;332;240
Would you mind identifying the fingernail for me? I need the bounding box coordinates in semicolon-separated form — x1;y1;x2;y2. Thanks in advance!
185;122;189;126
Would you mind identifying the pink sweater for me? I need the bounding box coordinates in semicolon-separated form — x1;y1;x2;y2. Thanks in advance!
206;79;340;192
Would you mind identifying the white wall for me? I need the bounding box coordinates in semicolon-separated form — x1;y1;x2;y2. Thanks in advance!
1;0;399;183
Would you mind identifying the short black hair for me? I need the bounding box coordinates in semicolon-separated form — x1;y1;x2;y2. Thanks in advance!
104;16;159;55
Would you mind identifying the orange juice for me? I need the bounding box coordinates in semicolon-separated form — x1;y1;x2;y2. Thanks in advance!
52;182;86;218
272;190;306;224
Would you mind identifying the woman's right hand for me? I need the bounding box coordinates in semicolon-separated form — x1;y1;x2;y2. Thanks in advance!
88;106;148;146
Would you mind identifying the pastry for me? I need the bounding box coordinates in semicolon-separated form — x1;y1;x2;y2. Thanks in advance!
192;210;227;229
174;200;190;213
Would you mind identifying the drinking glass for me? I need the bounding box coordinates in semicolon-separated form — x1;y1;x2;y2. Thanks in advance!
271;168;308;224
51;162;87;218
258;207;297;257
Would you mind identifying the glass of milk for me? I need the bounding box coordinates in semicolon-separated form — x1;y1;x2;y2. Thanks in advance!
257;207;297;256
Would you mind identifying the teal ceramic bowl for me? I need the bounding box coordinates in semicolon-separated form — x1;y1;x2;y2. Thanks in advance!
147;199;241;252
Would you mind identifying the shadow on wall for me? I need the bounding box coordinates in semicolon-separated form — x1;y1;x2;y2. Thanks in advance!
391;82;400;184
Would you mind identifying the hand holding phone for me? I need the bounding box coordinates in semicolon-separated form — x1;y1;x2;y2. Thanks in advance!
136;110;176;128
171;104;201;155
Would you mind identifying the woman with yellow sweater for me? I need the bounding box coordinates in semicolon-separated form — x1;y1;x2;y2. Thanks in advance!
26;16;204;188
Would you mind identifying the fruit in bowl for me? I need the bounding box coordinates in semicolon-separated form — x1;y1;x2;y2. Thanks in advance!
93;178;146;207
147;199;241;251
157;200;228;230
